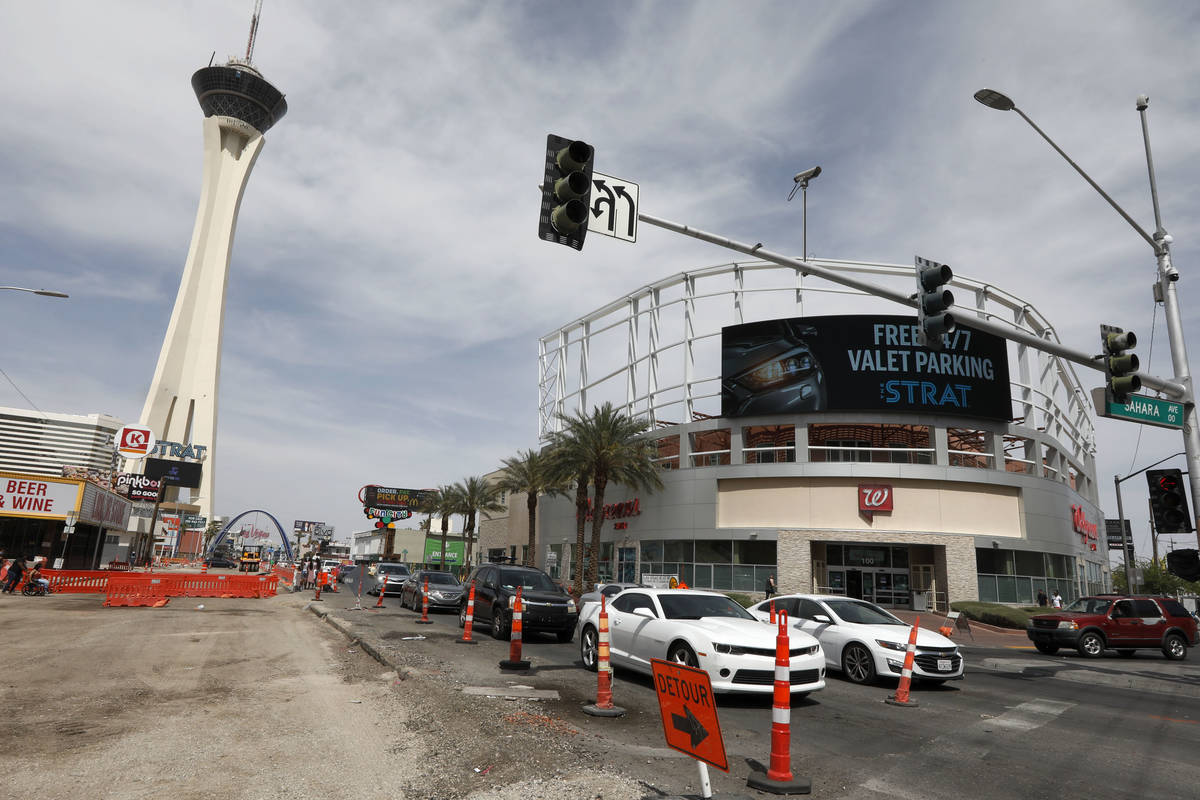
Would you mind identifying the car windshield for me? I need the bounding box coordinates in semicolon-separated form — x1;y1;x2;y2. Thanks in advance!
498;569;557;591
1064;597;1113;614
424;572;460;586
658;594;755;621
378;565;407;575
825;599;905;625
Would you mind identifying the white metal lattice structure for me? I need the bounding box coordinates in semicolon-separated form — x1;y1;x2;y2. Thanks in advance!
538;259;1095;466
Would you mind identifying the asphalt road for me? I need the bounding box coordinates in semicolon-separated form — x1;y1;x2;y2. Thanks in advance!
332;567;1200;799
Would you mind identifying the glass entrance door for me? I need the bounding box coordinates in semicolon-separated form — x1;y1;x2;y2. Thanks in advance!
617;547;637;583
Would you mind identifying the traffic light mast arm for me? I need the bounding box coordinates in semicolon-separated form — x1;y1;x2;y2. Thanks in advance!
636;210;1189;400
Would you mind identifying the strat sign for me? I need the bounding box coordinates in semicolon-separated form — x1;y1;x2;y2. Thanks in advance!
0;478;80;519
1071;504;1099;550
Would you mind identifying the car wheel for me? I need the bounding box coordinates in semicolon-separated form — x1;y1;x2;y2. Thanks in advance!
1034;641;1059;655
492;607;511;641
1162;633;1188;661
1076;631;1105;658
580;626;599;671
458;603;467;629
1117;649;1136;658
668;642;699;668
556;628;574;644
841;643;877;685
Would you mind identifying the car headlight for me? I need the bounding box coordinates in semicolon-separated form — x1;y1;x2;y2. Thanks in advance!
1057;620;1079;630
567;599;577;612
713;642;750;655
875;639;908;652
429;590;446;600
744;353;814;389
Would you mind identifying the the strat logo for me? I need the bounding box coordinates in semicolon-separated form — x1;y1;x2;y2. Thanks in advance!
859;484;893;515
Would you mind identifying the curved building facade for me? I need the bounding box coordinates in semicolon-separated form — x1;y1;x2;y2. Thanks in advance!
482;258;1107;609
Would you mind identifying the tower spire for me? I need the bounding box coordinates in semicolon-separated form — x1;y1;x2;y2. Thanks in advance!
245;0;263;63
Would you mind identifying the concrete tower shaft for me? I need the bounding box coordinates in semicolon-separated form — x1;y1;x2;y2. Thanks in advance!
135;63;287;522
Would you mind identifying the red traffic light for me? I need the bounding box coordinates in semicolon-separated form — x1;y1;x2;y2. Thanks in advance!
1159;474;1179;491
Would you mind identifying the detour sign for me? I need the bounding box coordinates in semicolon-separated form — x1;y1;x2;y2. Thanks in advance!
650;657;728;772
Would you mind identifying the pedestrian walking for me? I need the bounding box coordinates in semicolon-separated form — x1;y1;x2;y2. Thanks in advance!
1037;589;1048;607
2;555;28;593
765;573;777;599
1052;590;1063;609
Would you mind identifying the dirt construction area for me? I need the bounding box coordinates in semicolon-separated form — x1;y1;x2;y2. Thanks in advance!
0;591;649;800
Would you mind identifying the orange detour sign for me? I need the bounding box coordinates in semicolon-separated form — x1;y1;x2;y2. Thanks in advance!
650;658;728;772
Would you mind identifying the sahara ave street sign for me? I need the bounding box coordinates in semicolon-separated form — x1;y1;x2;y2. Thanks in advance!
1091;387;1184;429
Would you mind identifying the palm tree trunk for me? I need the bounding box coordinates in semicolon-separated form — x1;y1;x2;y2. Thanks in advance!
526;493;538;566
572;473;589;595
440;517;449;569
586;472;608;587
465;510;477;566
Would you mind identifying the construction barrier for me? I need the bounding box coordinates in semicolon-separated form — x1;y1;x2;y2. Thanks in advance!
583;593;624;717
103;576;170;608
373;576;387;608
887;617;921;708
747;609;811;795
45;570;118;594
499;586;530;670
415;576;433;624
456;580;478;644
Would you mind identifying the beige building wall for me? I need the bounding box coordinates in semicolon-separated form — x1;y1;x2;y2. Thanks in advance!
717;477;1023;538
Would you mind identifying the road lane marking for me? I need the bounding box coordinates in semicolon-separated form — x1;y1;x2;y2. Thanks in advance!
1148;715;1197;725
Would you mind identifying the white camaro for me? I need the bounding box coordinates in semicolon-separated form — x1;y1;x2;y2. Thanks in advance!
748;594;964;685
577;588;825;695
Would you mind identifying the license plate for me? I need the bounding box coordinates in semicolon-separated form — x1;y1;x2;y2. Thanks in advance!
937;659;952;672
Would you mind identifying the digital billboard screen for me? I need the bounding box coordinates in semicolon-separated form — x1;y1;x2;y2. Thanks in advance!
143;457;203;489
721;315;1012;421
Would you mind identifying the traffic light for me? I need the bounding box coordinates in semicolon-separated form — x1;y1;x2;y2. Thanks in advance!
1147;468;1193;534
538;134;594;250
914;256;955;350
1100;324;1140;404
1166;549;1200;582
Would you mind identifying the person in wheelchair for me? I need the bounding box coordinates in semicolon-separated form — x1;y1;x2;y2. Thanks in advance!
28;562;49;593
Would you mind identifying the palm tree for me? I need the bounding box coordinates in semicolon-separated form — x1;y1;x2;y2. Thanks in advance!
454;475;506;567
496;448;565;567
546;441;593;595
549;401;664;590
423;485;460;569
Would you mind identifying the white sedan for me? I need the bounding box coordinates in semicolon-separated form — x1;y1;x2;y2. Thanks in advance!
577;588;825;696
748;594;963;686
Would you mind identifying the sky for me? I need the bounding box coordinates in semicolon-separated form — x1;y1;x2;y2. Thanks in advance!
2;0;1199;563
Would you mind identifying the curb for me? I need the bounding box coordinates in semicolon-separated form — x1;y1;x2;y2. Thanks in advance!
306;603;407;678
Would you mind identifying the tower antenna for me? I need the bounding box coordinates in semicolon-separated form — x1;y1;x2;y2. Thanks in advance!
245;0;263;63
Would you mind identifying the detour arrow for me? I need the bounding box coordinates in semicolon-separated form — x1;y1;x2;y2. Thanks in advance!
671;705;709;748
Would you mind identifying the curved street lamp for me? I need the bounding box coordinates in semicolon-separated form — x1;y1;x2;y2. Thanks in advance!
0;286;69;298
974;86;1200;559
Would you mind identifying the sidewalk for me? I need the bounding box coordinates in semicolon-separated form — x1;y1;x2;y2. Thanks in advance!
891;608;1200;698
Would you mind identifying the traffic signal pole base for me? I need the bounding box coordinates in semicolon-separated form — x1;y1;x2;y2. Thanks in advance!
581;702;626;718
746;768;812;795
498;659;531;671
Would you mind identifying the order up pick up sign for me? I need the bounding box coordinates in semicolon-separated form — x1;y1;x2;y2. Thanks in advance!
650;658;728;772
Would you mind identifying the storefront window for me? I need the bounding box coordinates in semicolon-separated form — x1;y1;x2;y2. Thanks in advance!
655;434;681;470
734;539;775;564
690;429;731;467
712;564;732;590
641;539;664;563
845;546;889;568
695;539;732;563
664;540;693;562
743;425;795;464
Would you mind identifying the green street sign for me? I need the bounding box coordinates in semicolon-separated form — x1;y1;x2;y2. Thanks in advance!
1091;388;1184;429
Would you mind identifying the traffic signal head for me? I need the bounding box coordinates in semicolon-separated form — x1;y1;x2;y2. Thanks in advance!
1146;468;1193;534
914;256;955;350
539;134;594;250
1166;549;1200;582
1100;324;1141;404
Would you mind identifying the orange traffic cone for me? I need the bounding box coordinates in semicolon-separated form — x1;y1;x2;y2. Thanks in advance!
747;609;811;794
886;617;921;707
455;580;478;645
583;594;624;717
499;586;530;670
415;576;433;624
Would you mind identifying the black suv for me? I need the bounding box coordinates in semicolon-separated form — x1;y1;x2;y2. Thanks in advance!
458;563;578;643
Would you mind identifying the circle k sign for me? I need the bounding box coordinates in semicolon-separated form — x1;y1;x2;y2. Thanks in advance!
115;425;156;459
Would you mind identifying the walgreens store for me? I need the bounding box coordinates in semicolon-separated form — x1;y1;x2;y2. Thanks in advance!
524;262;1108;610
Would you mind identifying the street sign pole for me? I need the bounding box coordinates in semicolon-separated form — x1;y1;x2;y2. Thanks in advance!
1114;475;1134;591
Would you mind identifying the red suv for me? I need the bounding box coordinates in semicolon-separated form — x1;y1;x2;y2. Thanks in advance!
1027;594;1198;660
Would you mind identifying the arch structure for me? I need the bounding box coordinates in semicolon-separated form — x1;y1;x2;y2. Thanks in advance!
207;509;294;562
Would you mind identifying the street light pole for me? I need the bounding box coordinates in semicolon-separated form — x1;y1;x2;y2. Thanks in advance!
975;88;1200;553
0;286;69;298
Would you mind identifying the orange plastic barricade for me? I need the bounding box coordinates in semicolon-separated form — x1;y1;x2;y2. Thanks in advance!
45;570;116;594
103;577;170;608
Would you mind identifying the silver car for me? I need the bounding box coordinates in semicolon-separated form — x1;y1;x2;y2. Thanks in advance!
369;562;411;595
